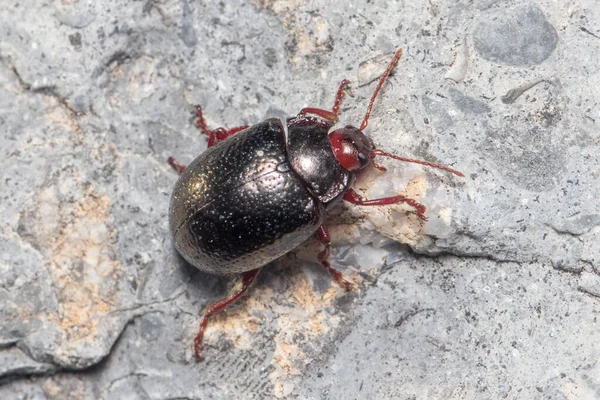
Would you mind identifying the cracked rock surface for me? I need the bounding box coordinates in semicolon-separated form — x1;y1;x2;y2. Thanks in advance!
1;0;599;398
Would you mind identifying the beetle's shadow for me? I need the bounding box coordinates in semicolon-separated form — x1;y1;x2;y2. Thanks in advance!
171;249;230;302
170;242;359;311
171;247;290;307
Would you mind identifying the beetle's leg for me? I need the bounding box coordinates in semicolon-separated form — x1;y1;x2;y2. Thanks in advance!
205;126;249;147
193;268;261;362
316;225;354;290
167;156;186;175
343;188;428;221
194;105;249;148
298;79;350;122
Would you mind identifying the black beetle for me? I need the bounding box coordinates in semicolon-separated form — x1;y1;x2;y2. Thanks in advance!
168;49;463;361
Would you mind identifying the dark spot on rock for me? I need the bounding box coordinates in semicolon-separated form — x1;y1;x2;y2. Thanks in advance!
449;88;491;114
422;95;454;132
263;48;278;68
334;291;357;314
473;4;558;66
179;23;197;48
285;36;298;57
68;32;82;51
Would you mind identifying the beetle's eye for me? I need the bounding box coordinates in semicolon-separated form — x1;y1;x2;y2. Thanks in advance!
357;152;369;167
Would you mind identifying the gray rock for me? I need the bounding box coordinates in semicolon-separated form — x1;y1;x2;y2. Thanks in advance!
1;0;598;398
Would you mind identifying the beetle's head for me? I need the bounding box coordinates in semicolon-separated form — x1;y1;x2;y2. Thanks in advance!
328;126;375;171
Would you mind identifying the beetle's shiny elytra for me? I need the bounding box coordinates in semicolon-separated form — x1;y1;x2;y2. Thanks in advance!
167;49;464;361
169;117;341;277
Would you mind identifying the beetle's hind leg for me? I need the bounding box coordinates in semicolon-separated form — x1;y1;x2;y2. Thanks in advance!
316;224;354;290
194;105;249;148
193;268;261;362
298;79;350;123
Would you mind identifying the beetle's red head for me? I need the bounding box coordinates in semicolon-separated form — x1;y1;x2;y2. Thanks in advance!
328;126;374;171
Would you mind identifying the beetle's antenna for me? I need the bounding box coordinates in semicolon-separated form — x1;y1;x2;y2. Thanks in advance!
360;48;403;131
371;149;465;177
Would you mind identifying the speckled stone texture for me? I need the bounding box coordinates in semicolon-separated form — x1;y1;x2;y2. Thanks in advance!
1;0;599;399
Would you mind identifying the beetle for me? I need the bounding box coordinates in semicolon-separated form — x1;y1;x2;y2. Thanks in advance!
168;49;463;361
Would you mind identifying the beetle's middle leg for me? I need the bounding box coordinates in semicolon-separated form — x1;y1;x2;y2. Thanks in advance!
167;157;186;175
316;224;354;290
193;268;261;362
194;105;249;148
298;79;350;122
343;188;428;221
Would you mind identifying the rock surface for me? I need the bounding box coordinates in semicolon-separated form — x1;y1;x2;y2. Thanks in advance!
1;0;599;398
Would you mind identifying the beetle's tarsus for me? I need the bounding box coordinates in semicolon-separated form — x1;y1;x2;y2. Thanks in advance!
332;79;350;118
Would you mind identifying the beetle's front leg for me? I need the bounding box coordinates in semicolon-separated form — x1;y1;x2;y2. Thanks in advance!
316;224;354;290
193;268;261;362
298;79;350;122
194;105;248;148
343;188;428;221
